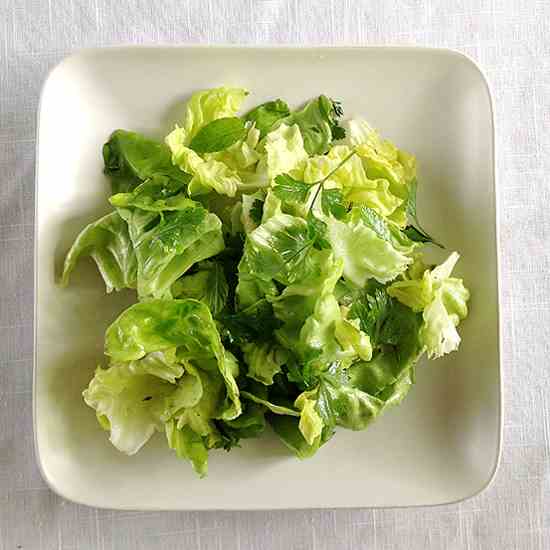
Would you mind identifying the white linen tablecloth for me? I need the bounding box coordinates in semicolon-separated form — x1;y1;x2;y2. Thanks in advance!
1;1;548;548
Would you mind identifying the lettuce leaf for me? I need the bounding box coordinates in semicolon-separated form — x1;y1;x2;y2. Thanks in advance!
344;118;416;226
295;390;324;445
165;141;243;198
244;99;290;137
326;210;412;286
83;363;176;455
169;86;248;146
171;261;228;316
118;202;224;298
241;213;313;285
61;212;137;292
263;123;308;179
388;252;470;358
269;415;321;459
278;96;344;155
165;421;209;477
242;341;289;385
103;130;189;194
106;299;241;419
109;176;192;212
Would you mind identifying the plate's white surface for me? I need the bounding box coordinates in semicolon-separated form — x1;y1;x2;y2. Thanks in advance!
34;46;500;510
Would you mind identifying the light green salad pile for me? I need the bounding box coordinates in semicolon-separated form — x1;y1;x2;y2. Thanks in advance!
62;87;470;476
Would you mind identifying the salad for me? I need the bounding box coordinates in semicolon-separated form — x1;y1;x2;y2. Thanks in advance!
62;87;470;477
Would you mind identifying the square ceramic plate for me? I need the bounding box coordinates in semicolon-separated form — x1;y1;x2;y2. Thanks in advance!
34;46;500;510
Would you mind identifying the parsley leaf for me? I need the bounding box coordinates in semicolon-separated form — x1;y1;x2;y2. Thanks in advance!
349;287;423;363
315;366;349;435
405;179;443;248
403;225;435;244
319;96;347;142
144;207;207;252
321;188;347;219
219;300;282;345
331;125;346;140
189;117;247;153
377;301;422;364
350;287;393;347
249;199;264;224
306;212;331;250
285;349;323;390
273;174;311;203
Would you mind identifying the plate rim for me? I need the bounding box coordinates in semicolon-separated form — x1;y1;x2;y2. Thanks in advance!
32;44;502;511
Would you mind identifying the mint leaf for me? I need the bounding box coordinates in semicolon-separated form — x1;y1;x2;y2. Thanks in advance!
189;117;247;153
244;99;290;138
321;188;347;219
273;174;311;203
360;206;391;241
249;199;264;224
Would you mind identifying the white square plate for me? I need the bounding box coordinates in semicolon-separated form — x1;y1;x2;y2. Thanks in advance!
34;46;500;510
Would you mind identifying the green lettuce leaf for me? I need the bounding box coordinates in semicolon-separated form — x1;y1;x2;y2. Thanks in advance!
165;421;209;477
294;390;324;445
209;124;261;172
244;99;290;137
61;212;137;292
171;261;228;316
278;96;344;155
103;130;189;194
344;118;417;226
109;176;192;212
118;201;224;298
242;341;289;385
242;213;313;285
165;143;243;198
269;414;321;459
168;86;248;146
83;363;176;455
334;318;373;362
263;123;308;179
105;299;241;419
388;252;470;358
326;209;412;286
